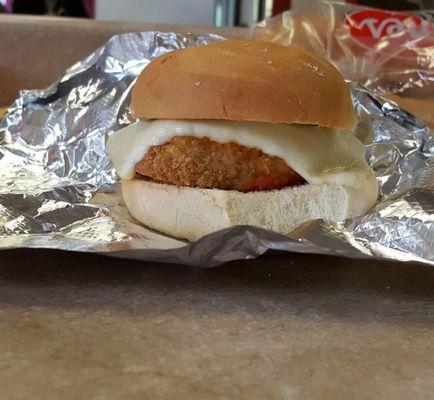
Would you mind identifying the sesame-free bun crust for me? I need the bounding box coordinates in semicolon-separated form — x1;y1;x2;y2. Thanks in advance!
132;39;357;130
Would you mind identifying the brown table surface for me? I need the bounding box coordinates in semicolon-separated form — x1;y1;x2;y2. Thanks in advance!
1;249;434;400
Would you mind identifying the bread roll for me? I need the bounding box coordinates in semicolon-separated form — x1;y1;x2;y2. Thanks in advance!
122;178;378;241
132;39;356;130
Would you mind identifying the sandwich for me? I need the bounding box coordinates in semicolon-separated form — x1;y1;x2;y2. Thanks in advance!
107;39;378;241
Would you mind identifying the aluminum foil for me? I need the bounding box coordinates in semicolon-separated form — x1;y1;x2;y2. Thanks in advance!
0;31;433;267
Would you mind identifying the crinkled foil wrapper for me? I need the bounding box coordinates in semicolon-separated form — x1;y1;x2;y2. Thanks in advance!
0;31;433;267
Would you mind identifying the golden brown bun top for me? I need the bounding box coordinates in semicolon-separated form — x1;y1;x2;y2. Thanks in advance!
132;39;356;130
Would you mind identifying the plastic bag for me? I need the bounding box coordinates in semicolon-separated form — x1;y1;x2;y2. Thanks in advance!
253;0;434;128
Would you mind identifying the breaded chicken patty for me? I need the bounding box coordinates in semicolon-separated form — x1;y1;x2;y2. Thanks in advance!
135;136;304;192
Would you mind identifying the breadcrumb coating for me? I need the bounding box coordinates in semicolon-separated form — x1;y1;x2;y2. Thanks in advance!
135;136;304;192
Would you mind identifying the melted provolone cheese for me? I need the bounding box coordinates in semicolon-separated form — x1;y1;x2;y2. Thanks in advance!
106;120;374;189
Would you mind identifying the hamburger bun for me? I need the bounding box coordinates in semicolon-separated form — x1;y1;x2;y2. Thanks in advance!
122;178;377;241
132;39;356;130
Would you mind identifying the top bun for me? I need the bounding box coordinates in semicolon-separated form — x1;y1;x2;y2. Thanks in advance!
132;39;356;130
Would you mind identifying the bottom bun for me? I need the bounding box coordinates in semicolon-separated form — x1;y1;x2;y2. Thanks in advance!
122;179;378;241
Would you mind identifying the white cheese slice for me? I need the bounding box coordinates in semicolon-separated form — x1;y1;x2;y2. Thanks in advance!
106;119;375;190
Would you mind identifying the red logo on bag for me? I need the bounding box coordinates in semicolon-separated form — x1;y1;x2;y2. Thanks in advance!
344;10;427;49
